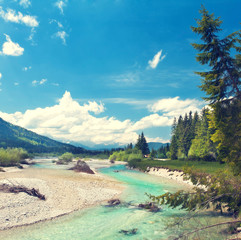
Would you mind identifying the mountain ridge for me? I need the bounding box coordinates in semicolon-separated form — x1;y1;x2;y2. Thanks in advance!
0;117;86;154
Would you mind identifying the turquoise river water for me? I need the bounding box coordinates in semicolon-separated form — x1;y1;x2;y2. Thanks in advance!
1;163;230;240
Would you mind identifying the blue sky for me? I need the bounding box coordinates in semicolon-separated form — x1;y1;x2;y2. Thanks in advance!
0;0;240;147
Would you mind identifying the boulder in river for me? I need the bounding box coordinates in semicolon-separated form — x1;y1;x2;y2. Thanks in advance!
138;202;160;212
69;160;95;174
107;199;121;206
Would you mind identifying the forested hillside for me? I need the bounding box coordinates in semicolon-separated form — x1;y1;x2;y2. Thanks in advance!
0;117;86;154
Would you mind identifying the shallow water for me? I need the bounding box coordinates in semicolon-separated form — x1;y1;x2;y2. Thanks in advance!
1;163;229;240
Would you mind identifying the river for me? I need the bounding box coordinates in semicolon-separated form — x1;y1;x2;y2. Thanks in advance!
1;162;229;239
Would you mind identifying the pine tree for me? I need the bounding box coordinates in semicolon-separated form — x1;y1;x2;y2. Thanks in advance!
170;118;178;159
188;108;216;161
191;5;241;102
135;132;150;156
191;6;241;173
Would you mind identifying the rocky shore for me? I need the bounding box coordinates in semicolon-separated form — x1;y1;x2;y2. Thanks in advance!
0;160;124;231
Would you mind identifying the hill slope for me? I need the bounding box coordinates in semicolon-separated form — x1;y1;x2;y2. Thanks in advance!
0;117;86;154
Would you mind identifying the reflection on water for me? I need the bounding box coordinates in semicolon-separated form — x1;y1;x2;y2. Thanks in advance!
1;163;230;240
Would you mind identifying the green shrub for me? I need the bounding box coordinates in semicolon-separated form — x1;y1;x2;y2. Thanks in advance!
58;152;74;164
0;148;29;167
109;149;143;162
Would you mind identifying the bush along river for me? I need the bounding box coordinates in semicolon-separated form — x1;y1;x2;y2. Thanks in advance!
1;163;230;240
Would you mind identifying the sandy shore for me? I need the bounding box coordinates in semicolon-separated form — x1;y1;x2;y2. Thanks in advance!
0;160;124;230
146;167;195;187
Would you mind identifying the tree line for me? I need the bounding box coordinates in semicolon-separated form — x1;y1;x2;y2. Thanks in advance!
170;109;217;162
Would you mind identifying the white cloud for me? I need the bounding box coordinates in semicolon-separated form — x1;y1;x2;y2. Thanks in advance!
19;0;31;8
32;79;47;86
0;7;39;27
40;78;47;85
54;31;68;45
0;92;203;146
0;73;2;79
148;96;204;118
14;82;19;86
55;0;68;15
129;114;172;132
0;91;132;145
148;50;166;69
23;66;31;71
0;34;24;56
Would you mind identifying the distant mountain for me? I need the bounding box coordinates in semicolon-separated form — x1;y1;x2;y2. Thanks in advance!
71;141;168;151
148;142;169;150
69;141;125;151
0;117;86;154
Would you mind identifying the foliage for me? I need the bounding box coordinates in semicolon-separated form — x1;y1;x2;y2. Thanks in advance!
150;168;241;218
0;148;29;167
135;132;150;155
77;148;124;160
188;109;216;161
156;143;170;159
170;111;214;161
191;6;241;103
58;152;74;164
190;5;241;174
209;99;241;174
109;149;143;162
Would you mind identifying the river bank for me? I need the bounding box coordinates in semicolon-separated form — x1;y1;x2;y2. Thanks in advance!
145;167;195;187
0;159;124;231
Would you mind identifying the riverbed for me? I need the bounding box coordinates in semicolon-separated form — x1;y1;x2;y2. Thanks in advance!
0;160;231;240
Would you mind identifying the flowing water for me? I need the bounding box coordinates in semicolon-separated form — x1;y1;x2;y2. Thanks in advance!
1;162;229;240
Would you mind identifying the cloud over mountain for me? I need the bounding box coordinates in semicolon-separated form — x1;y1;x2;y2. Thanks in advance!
0;92;204;146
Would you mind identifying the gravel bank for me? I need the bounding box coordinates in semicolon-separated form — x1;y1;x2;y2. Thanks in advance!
0;162;124;230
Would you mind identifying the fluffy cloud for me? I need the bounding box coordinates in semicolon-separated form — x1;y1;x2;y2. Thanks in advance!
54;31;68;45
148;96;204;118
0;91;133;145
0;7;39;27
19;0;31;8
148;50;166;69
0;34;24;56
0;73;2;79
129;114;172;132
55;0;68;15
0;92;204;146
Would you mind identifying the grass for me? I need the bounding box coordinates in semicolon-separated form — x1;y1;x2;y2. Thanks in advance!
130;159;227;175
